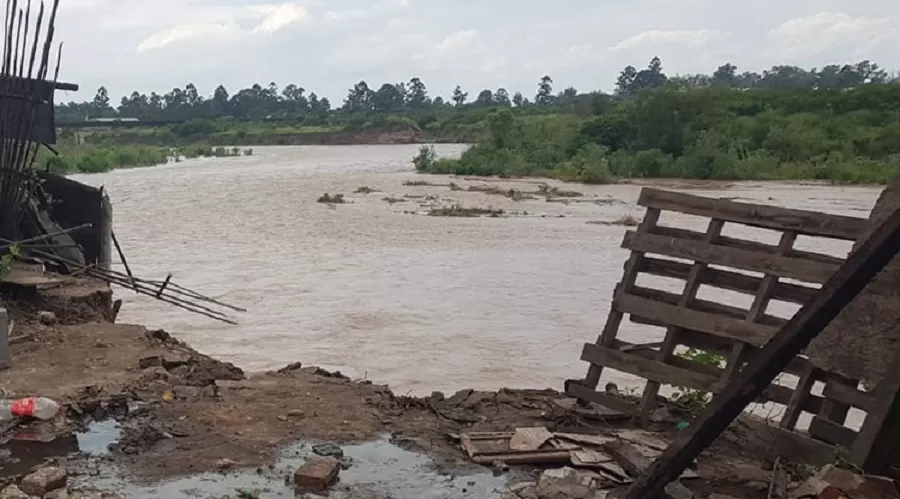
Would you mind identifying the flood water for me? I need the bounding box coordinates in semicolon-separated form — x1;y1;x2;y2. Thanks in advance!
70;145;882;401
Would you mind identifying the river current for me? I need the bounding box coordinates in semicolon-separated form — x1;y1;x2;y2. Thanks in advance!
71;145;880;404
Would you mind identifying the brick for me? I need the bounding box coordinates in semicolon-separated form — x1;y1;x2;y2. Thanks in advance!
20;467;67;496
293;457;340;491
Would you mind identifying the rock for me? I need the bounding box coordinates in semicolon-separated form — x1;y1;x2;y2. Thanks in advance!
649;406;671;423
508;482;538;499
215;458;239;470
137;356;162;369
44;488;69;499
0;485;30;499
536;467;594;499
745;481;769;492
429;391;445;402
20;467;66;496
293;458;340;491
286;410;305;418
311;443;343;459
161;354;190;370
37;311;57;325
664;481;693;499
799;465;900;499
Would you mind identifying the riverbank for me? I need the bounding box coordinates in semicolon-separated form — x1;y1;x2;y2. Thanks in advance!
0;268;819;499
35;143;255;175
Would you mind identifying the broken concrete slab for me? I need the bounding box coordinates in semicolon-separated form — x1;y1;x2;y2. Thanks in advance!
293;457;341;491
509;427;554;451
0;485;30;499
790;465;900;499
536;467;597;499
20;466;67;496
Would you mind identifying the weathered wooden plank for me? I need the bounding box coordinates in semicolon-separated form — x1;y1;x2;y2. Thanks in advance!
640;257;818;304
639;219;724;421
637;188;867;240
581;208;661;395
851;343;900;472
809;416;858;448
780;363;819;430
565;381;640;416
822;382;872;412
652;225;844;267
623;231;838;284
615;291;777;347
818;373;859;425
604;340;826;415
623;189;900;498
624;316;814;378
628;285;787;327
582;344;717;393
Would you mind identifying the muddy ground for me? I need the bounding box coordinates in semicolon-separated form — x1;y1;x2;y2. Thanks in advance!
0;279;816;498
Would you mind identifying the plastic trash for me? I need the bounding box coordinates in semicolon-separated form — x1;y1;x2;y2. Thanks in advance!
0;397;60;420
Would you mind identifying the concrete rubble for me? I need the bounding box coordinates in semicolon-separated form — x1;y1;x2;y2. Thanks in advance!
478;427;900;499
0;466;121;499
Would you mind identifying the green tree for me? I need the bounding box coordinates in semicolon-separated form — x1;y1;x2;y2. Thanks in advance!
452;85;468;106
536;75;554;105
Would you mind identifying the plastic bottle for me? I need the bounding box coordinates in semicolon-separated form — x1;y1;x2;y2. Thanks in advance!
0;397;60;420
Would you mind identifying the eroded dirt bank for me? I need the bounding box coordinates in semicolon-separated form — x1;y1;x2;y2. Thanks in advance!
0;280;826;498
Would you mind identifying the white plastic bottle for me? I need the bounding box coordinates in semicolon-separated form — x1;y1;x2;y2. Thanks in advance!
0;397;61;420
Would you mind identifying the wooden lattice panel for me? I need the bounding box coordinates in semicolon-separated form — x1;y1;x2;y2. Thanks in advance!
567;188;881;454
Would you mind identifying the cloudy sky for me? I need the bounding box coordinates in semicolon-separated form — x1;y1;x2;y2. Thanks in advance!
49;0;900;104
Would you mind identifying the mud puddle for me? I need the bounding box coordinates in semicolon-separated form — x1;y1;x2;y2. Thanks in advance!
66;430;506;498
0;419;120;478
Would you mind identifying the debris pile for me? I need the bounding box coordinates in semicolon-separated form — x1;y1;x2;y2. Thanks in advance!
1;466;121;499
463;426;698;498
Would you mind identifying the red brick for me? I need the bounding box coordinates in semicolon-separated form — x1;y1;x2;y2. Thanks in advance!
293;457;340;491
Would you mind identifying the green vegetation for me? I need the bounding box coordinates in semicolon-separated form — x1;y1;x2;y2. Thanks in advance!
56;58;900;182
417;82;900;184
0;245;18;280
35;143;253;175
673;348;726;412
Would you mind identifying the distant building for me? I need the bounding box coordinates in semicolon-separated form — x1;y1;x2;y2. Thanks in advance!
86;117;140;122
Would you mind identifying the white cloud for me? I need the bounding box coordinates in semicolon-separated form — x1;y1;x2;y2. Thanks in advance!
137;23;239;52
435;30;478;54
47;0;900;104
767;12;900;59
609;29;729;53
251;4;309;33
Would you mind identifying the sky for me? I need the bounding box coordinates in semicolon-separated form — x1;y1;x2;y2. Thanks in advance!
45;0;900;104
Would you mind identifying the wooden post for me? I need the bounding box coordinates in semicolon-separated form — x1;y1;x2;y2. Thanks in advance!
851;344;900;472
0;308;8;369
99;190;113;270
623;203;900;499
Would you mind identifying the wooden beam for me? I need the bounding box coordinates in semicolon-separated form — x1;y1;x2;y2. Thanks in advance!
637;188;867;240
622;198;900;499
851;344;900;471
628;285;787;327
623;231;838;284
652;225;843;266
809;417;858;448
822;381;872;412
581;343;718;392
614;291;777;347
640;257;818;304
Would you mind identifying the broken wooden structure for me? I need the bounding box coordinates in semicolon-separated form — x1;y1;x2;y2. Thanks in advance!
566;187;900;484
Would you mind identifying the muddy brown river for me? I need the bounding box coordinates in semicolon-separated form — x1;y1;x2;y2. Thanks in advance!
71;145;881;408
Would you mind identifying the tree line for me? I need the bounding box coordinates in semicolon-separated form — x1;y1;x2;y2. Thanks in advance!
56;58;898;123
